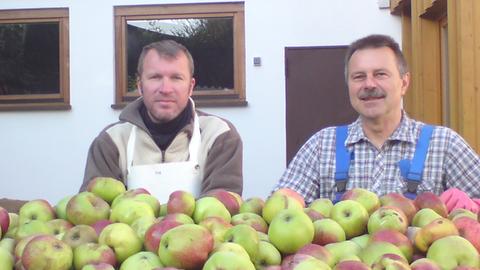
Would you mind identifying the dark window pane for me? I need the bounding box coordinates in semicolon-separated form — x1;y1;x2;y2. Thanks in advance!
126;18;234;92
0;22;60;95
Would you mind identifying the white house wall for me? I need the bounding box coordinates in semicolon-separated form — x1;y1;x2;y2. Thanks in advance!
0;0;401;204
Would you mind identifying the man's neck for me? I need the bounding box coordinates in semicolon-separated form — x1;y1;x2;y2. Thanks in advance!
361;111;402;149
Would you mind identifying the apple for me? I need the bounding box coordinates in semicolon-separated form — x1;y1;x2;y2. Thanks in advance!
281;254;328;270
360;241;406;267
412;208;443;228
0;247;14;270
414;192;448;217
367;206;408;234
18;199;56;224
253;240;282;269
312;218;346;246
144;219;183;253
158;223;213;269
5;212;18;238
198;216;233;249
55;195;73;220
158;203;167;217
325;240;361;265
448;208;478;221
110;199;155;226
131;215;156;240
341;187;380;215
349;234;370;249
308;198;334;218
206;189;241;216
14;234;39;262
166;190;196;217
66;192;110;225
257;231;270;242
333;260;371;270
91;220;113;237
370;229;413;262
409;258;441;270
268;208;314;254
0;237;15;254
272;188;306;208
48;218;73;239
212;242;250;260
330;200;369;239
202;251;255;270
119;251;162;269
380;193;418;224
262;194;303;224
453;216;480;253
291;256;331;270
296;243;335;267
87;177;126;204
81;263;116;270
371;253;410;270
427;235;480;269
414;217;459;252
231;212;268;233
111;188;154;210
130;193;161;216
62;224;98;248
303;208;324;222
98;223;142;264
0;206;10;236
223;223;259;260
73;242;117;270
193;196;231;224
15;219;52;240
239;197;265;215
22;234;73;270
161;213;194;224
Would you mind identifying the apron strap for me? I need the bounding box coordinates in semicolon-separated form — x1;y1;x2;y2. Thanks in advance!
334;125;351;202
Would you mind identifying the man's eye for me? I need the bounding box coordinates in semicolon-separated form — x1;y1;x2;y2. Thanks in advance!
352;74;365;80
375;72;388;78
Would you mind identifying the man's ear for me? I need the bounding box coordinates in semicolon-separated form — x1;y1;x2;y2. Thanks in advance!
401;72;410;96
137;79;143;96
189;77;196;96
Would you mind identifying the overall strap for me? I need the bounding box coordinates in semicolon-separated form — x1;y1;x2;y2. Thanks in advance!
334;125;350;202
402;124;434;200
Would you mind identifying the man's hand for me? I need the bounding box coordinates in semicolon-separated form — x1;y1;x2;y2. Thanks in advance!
440;188;479;214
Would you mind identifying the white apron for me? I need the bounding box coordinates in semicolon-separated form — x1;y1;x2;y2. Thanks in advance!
126;109;202;201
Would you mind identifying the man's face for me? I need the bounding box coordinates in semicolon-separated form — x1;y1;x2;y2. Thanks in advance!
347;47;409;122
137;49;195;123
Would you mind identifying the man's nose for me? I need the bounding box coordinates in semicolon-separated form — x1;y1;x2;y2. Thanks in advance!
158;78;174;93
363;74;376;88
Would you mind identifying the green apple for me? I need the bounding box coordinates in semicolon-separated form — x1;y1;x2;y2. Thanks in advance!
158;224;214;269
144;218;184;253
239;197;265;215
55;195;73;220
223;224;259;260
448;208;478;221
330;200;369;239
87;177;126;204
0;246;14;270
414;192;448;218
312;218;346;246
66;192;110;226
303;208;324;221
371;253;410;270
262;194;303;224
360;241;406;267
0;237;15;254
231;212;268;233
414;217;459;253
427;235;480;269
62;224;98;248
370;229;413;262
48;218;73;239
272;188;306;208
73;242;117;270
158;203;167;217
193;196;231;224
367;206;408;234
5;212;18;238
206;189;241;216
14;234;39;262
131;215;156;240
110;199;155;226
411;208;442;228
203;251;255;270
341;187;380;215
81;263;116;270
119;251;162;269
333;260;371;270
380;192;418;224
253;241;282;269
198;216;233;249
15;219;52;240
213;242;250;260
291;256;331;270
325;240;361;265
112;189;159;216
268;208;314;254
296;243;335;267
99;223;142;264
349;234;370;249
166;190;196;217
18;199;56;224
308;198;334;218
409;258;441;270
21;234;73;270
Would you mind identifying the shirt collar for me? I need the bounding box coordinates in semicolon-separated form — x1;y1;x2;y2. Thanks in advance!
346;110;416;145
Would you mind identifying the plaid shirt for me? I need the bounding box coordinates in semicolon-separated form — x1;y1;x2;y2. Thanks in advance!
276;112;480;204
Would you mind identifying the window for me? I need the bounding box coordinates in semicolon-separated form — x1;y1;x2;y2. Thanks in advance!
0;8;69;110
113;2;246;108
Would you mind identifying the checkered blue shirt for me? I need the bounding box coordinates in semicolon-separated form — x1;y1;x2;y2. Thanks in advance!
275;112;480;204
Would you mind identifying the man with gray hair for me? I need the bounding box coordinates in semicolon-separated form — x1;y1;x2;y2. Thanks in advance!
81;40;243;201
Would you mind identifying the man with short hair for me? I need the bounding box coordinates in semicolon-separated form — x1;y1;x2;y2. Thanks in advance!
275;34;480;212
81;40;243;200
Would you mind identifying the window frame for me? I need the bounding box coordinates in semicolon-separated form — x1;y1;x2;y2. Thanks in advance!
0;8;70;111
113;2;246;109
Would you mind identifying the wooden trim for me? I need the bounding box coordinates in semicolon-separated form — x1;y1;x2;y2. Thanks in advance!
0;8;68;19
114;2;243;16
420;0;447;20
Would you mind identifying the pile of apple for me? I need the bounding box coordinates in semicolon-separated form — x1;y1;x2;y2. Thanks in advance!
0;177;480;270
